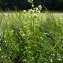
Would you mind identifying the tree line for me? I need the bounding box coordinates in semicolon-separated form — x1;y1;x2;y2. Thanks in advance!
0;0;63;11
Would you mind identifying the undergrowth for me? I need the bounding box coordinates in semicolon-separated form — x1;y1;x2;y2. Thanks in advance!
0;11;63;63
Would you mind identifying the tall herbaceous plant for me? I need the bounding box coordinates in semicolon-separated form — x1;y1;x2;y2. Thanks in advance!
0;9;63;63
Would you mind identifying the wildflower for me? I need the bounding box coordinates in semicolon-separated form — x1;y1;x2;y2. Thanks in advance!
32;4;34;8
44;33;49;35
38;5;42;10
29;51;31;53
62;41;63;43
4;40;6;43
29;9;34;14
23;10;26;13
0;47;1;51
40;37;43;40
34;13;37;18
50;59;53;62
32;57;34;60
1;55;4;58
22;33;25;37
37;10;40;13
36;7;38;11
28;0;33;3
11;30;14;33
58;59;61;61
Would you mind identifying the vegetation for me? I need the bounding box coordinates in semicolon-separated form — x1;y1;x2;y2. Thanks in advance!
0;10;63;63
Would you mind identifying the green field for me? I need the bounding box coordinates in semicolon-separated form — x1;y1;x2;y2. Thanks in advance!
0;12;63;63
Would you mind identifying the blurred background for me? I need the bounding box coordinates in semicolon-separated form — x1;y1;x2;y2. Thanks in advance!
0;0;63;11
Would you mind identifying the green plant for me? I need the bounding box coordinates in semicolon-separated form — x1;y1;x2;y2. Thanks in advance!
0;12;63;63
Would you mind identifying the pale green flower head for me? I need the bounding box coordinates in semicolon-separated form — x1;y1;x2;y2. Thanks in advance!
32;4;34;8
38;5;42;10
29;9;34;14
28;0;33;3
34;13;37;18
23;10;26;13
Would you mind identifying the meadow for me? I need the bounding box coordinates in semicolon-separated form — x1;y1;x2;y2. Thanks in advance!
0;11;63;63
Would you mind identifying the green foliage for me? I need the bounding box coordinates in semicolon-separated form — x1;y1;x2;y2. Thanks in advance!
0;11;63;63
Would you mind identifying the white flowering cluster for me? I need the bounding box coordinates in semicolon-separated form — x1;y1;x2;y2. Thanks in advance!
28;0;33;4
28;5;42;14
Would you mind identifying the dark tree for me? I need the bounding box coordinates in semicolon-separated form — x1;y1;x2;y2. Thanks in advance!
0;0;63;11
0;0;32;11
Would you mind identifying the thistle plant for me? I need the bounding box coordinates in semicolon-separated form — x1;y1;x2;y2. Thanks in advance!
0;9;63;63
28;0;43;13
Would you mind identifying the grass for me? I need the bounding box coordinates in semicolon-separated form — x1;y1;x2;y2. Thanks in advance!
0;11;63;63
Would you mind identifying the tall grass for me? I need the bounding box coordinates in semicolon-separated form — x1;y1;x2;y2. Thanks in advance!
0;11;63;63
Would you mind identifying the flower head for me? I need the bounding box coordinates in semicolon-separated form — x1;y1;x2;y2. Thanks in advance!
34;13;37;18
38;5;42;10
